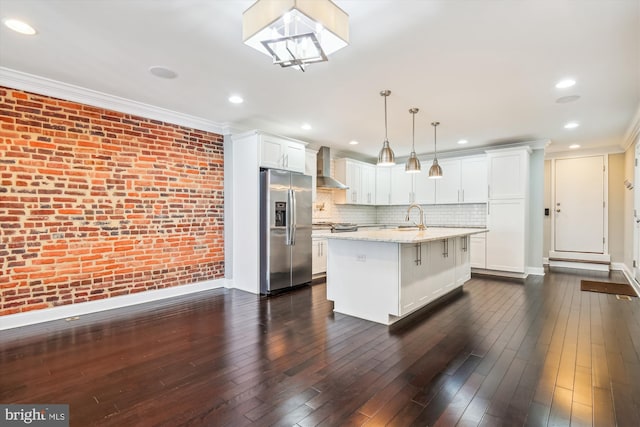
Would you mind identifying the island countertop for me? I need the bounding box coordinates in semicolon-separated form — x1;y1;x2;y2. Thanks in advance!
322;227;488;244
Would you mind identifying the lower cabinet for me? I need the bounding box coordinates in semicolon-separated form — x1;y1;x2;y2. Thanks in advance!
312;238;327;276
470;234;486;268
455;236;471;286
399;238;462;316
486;199;526;273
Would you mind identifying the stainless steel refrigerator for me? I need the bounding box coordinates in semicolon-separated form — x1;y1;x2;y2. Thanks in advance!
260;169;312;294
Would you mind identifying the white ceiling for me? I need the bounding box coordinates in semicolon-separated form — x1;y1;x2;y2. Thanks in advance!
0;0;638;161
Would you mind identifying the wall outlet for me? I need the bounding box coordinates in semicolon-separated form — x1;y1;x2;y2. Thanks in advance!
356;254;366;262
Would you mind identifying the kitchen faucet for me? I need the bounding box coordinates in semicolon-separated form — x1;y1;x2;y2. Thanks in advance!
405;203;426;230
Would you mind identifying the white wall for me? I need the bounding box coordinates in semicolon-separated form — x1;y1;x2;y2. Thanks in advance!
609;153;626;263
528;149;545;271
623;139;637;273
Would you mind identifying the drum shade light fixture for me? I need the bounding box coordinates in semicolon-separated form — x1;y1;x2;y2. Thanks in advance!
242;0;349;72
377;90;396;166
405;108;421;173
428;122;443;179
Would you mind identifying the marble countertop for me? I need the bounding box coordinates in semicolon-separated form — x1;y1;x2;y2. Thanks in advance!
321;227;489;243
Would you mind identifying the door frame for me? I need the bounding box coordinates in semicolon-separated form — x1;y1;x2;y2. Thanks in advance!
550;154;609;255
634;143;640;283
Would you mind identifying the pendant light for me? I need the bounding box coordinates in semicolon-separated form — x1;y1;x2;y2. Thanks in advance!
428;121;443;179
405;108;421;173
377;90;395;166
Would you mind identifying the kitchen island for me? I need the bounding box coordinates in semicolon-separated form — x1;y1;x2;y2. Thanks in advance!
325;227;488;325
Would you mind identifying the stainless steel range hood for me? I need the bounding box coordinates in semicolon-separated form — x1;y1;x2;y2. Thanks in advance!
316;146;348;189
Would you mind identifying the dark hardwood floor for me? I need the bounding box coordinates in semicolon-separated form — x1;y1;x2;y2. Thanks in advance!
1;268;639;426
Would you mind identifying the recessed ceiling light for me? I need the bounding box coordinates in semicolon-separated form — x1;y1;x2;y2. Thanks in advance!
569;144;580;149
228;95;244;104
3;18;37;35
555;79;576;89
556;95;581;104
564;122;579;129
457;139;468;145
301;123;312;130
349;140;359;145
149;66;178;79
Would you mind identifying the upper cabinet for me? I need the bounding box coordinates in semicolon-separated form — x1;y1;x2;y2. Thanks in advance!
459;156;488;203
375;167;391;205
434;156;487;204
305;148;318;202
335;158;376;205
486;148;529;199
260;134;305;173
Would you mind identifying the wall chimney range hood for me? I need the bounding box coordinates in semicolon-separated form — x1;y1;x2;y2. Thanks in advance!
316;146;348;189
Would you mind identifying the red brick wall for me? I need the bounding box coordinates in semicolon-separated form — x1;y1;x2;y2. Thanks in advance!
0;87;225;316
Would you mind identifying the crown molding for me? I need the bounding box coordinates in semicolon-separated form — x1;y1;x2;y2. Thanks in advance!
544;145;624;159
623;102;640;151
0;67;230;135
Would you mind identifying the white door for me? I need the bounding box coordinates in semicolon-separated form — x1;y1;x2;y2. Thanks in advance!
635;143;640;282
375;167;391;205
554;156;605;253
486;199;526;273
390;164;413;204
460;157;488;203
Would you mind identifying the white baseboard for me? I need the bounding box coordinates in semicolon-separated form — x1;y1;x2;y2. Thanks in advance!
471;268;528;279
548;260;610;272
618;263;640;297
0;278;227;331
548;251;611;263
527;266;545;276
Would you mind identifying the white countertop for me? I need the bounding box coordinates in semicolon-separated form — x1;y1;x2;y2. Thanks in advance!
322;227;488;244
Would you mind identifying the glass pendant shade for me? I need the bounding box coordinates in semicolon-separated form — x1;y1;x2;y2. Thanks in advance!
377;90;396;166
405;107;421;173
428;121;443;179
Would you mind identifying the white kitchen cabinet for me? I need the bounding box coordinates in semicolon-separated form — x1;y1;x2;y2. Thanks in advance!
390;164;414;204
428;238;456;298
413;173;436;205
334;159;375;205
460;156;487;203
487;148;529;199
470;234;486;268
435;159;461;204
361;164;376;205
486;199;526;273
375;167;391;205
305;149;317;202
431;156;486;204
455;236;471;286
259;134;306;173
399;242;429;315
312;237;327;275
389;164;435;205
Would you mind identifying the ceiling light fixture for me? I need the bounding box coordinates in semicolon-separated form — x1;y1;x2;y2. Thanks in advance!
349;140;359;145
242;0;349;72
301;123;312;130
405;108;421;173
569;144;580;149
457;139;468;145
228;95;244;104
377;90;395;166
3;18;36;35
564;122;579;129
428;122;443;179
555;79;576;89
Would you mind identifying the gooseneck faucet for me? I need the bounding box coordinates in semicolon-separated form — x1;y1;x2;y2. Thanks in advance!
405;203;426;230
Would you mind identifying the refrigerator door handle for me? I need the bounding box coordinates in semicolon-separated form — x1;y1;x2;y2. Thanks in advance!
286;189;293;245
291;189;297;245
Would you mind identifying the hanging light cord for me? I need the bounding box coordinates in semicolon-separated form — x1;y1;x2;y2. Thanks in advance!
384;94;388;141
433;123;438;159
412;111;416;151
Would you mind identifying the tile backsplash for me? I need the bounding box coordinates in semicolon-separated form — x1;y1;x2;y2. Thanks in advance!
376;203;487;227
313;190;486;227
